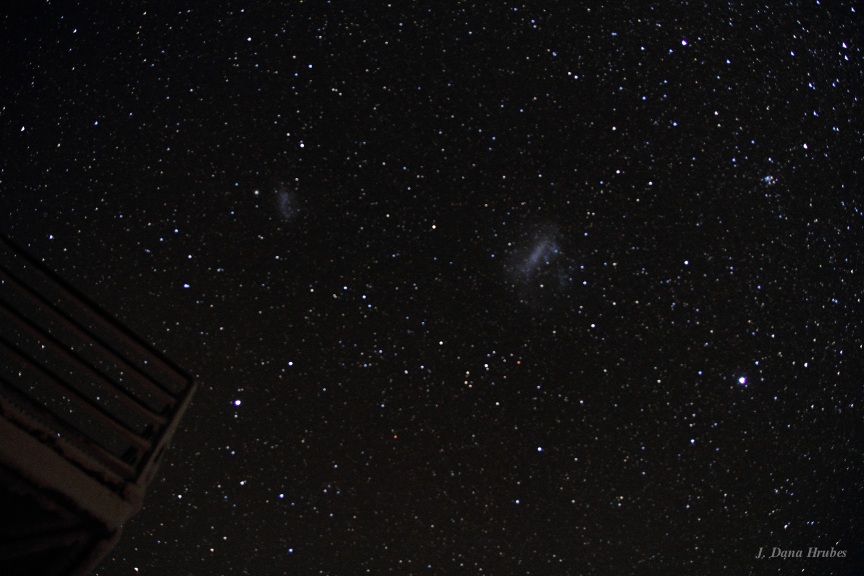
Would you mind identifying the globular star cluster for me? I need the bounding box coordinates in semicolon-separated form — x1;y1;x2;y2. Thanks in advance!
2;2;863;575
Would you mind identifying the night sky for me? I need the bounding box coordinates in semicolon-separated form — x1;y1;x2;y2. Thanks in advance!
2;2;864;574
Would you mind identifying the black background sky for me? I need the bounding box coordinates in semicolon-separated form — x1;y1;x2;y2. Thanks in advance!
2;2;863;575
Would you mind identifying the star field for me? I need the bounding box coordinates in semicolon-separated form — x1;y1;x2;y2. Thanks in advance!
2;2;863;574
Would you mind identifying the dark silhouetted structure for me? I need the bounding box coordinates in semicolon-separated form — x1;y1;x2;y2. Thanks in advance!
0;235;195;575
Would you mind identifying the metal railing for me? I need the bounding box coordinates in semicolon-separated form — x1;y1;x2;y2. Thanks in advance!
0;234;195;504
